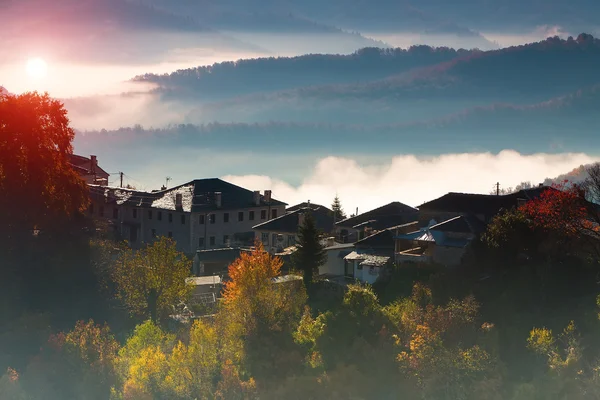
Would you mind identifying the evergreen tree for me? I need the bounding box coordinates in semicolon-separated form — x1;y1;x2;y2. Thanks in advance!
331;195;346;221
292;213;327;291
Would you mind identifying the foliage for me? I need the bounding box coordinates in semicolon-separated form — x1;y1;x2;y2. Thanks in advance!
291;213;327;290
0;91;89;234
111;237;193;322
331;195;346;221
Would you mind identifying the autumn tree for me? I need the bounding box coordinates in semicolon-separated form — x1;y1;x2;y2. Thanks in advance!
331;195;346;221
111;237;193;322
291;213;327;291
0;92;89;237
221;241;307;384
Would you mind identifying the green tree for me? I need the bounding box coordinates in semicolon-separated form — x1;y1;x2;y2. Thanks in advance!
331;195;346;221
111;237;193;322
291;213;327;291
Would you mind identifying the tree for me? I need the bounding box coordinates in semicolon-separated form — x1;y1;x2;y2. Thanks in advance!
0;92;89;236
221;242;306;382
331;195;346;221
111;237;193;322
291;213;327;291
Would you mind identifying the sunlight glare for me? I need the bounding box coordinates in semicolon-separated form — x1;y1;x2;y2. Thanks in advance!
25;58;48;79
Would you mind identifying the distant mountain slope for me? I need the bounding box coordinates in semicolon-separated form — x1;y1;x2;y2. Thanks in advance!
134;46;475;100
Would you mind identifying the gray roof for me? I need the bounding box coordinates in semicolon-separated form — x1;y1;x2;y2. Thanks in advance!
186;276;222;286
336;202;418;229
253;206;334;233
89;178;286;212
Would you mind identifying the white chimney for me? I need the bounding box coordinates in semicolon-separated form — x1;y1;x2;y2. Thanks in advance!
264;190;272;203
175;193;183;209
253;190;260;206
298;212;306;227
214;192;222;208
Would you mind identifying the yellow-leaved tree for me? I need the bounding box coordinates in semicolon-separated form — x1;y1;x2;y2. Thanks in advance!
220;241;307;387
112;237;193;322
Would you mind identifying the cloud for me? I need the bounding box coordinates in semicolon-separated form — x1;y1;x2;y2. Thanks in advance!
222;150;599;212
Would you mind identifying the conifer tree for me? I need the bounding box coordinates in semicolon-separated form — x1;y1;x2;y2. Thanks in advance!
292;213;327;291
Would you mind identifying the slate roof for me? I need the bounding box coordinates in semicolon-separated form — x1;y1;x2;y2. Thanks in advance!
354;221;420;249
429;215;486;234
68;154;109;177
89;179;286;212
418;186;556;217
287;202;333;213
253;207;334;233
336;202;418;229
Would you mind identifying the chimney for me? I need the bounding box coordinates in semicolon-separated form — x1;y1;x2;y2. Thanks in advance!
253;190;260;206
264;190;272;203
175;193;183;210
90;155;97;175
298;212;306;227
214;192;222;208
539;183;543;187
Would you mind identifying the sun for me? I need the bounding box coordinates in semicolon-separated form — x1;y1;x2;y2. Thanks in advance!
26;58;48;79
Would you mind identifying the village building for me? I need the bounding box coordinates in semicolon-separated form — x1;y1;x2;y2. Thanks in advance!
335;201;419;243
88;178;286;254
69;154;110;186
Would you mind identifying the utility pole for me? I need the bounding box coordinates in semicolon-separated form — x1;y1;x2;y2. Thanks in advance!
496;182;500;196
119;172;124;188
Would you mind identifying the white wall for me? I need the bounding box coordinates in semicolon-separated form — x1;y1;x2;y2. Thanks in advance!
319;248;348;276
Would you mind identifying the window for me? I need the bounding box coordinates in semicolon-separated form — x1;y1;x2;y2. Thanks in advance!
223;235;229;245
272;233;278;246
168;213;173;223
271;209;278;219
249;211;255;221
89;204;94;215
210;214;215;224
158;211;162;221
209;236;215;246
224;213;229;223
288;235;296;246
168;231;173;238
261;232;269;245
181;214;186;224
199;214;205;224
113;208;118;219
198;237;205;247
151;229;156;238
132;208;137;218
99;206;104;217
260;210;267;220
238;211;244;222
148;210;153;219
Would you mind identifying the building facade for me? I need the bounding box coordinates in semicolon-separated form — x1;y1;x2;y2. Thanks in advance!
88;178;287;254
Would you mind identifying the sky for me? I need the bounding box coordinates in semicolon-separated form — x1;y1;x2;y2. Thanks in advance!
3;5;597;214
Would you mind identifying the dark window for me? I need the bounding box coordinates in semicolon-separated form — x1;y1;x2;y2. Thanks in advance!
271;209;278;219
168;231;173;238
260;210;267;220
199;237;205;247
181;214;185;224
132;209;137;218
249;211;255;221
288;235;296;246
272;233;277;245
148;210;152;219
210;214;215;224
238;211;244;222
223;235;229;245
113;208;118;219
99;206;104;217
158;211;162;221
89;204;94;215
224;213;229;223
209;236;215;246
199;214;205;224
261;232;269;244
151;229;156;238
168;213;173;223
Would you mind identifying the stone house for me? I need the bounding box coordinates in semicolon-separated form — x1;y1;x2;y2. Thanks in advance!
68;154;110;186
88;178;286;254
